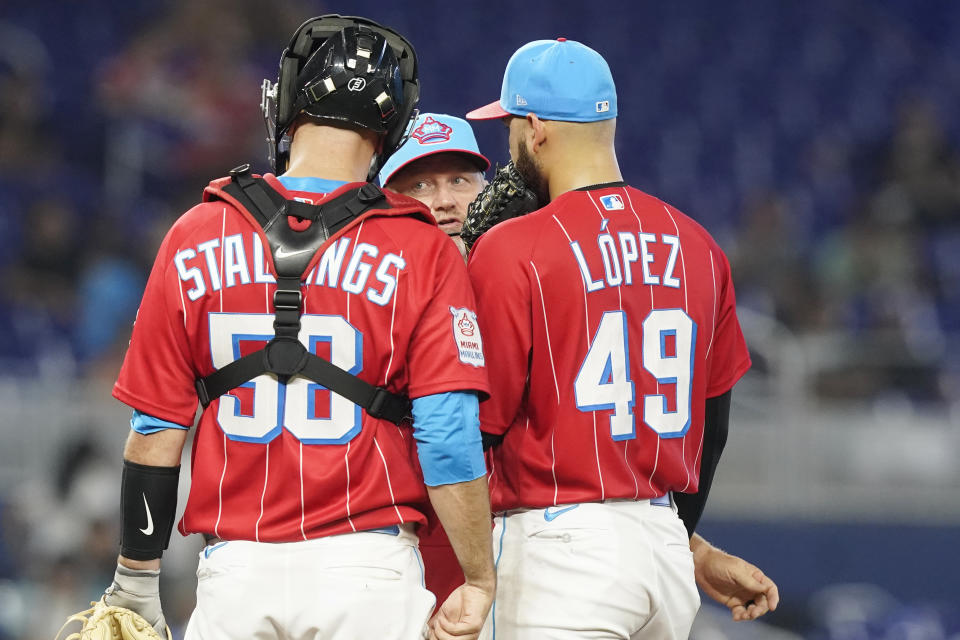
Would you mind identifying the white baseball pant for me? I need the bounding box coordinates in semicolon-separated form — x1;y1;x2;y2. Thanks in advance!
480;497;700;640
184;524;435;640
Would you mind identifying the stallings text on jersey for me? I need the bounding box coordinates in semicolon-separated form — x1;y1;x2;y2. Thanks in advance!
173;232;406;307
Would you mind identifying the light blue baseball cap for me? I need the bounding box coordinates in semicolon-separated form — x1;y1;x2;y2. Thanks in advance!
378;113;491;186
466;38;617;122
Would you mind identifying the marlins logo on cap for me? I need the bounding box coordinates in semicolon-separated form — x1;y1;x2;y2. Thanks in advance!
411;115;453;144
377;113;491;187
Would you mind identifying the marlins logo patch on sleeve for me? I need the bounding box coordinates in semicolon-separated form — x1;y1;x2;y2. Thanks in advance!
449;307;485;367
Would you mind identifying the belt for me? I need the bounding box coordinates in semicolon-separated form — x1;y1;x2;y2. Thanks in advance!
650;494;672;507
203;524;401;546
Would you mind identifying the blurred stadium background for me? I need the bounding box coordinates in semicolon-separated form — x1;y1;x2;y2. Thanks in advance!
1;0;958;638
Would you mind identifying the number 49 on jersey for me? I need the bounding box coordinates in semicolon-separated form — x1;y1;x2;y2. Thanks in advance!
574;309;697;440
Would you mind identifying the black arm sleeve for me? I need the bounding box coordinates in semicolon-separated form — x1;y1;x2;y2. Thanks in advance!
120;459;180;560
482;431;504;451
674;390;731;538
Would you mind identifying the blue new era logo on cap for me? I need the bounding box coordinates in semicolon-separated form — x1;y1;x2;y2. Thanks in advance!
600;194;624;210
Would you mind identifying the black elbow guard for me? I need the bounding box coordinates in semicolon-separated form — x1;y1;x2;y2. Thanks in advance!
120;460;180;560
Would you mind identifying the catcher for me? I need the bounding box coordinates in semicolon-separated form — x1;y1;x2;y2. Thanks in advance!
60;16;499;640
381;113;780;623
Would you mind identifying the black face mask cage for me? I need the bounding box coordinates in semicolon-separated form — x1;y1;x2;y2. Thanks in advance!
261;14;420;175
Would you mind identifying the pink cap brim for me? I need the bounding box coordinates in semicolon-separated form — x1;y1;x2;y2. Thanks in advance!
466;100;511;120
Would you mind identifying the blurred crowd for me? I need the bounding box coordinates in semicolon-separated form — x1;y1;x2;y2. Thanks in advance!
728;96;960;404
0;1;956;404
0;0;304;383
0;1;958;638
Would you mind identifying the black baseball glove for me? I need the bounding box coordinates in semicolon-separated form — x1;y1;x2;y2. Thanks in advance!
461;161;539;251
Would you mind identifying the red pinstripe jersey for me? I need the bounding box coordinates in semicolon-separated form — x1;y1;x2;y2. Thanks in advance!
114;175;489;541
469;183;749;513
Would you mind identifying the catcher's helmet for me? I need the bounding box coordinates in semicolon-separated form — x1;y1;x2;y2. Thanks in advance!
261;15;420;177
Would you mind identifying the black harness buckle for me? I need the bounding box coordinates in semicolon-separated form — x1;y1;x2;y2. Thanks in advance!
368;387;391;419
273;289;302;311
263;337;309;378
195;379;211;407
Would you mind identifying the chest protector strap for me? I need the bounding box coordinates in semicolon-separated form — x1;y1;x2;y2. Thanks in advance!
194;165;411;425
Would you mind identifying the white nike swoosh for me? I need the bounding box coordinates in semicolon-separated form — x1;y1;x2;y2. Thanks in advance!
274;246;314;259
140;493;154;535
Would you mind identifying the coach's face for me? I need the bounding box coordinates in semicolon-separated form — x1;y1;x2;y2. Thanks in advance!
386;154;485;236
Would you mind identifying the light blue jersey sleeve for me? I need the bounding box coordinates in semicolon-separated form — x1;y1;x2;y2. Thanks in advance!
130;410;190;435
276;175;347;194
411;391;487;487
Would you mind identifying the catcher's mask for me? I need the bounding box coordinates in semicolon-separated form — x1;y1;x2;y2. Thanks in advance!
261;14;420;179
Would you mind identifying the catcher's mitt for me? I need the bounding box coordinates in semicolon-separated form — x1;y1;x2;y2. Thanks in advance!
461;161;540;250
56;598;173;640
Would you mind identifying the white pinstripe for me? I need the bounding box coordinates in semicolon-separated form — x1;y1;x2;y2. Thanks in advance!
591;410;604;501
250;243;273;541
608;189;644;498
299;441;307;540
625;440;639;499
347;222;365;321
529;261;561;404
174;259;189;529
585;192;623;317
592;190;641;498
213;209;234;538
662;205;693;492
584;191;608;221
374;437;405;522
531;260;562;505
581;198;607;500
342;223;362;531
621;189;663;494
345;441;356;532
255;443;269;542
383;250;402;386
177;276;187;328
662;205;689;312
214;432;227;538
550;428;559;505
219;209;226;312
690;251;720;492
705;251;718;357
385;249;407;456
551;212;605;499
648;439;661;495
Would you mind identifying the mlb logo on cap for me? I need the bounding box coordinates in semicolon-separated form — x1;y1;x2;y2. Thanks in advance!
600;194;624;211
